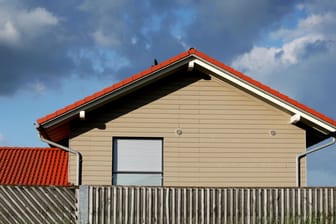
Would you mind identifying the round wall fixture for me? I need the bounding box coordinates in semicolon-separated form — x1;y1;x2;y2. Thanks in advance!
175;128;183;136
269;130;277;136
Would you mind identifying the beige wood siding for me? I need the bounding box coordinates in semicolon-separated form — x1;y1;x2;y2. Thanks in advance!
69;71;306;186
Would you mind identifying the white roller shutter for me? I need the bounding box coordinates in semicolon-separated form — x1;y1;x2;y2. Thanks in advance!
114;138;162;172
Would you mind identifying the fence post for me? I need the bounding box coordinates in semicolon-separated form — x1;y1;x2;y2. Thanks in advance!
79;185;89;224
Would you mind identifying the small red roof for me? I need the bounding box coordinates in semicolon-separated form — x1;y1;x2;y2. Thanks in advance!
37;48;336;130
0;147;68;186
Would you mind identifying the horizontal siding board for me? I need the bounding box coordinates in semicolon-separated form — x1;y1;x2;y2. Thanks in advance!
165;152;299;158
165;162;295;168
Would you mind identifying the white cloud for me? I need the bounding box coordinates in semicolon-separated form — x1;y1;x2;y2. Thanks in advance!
0;4;59;47
231;35;324;79
231;9;336;84
17;7;59;31
232;46;281;77
0;20;20;46
271;12;336;41
91;30;121;47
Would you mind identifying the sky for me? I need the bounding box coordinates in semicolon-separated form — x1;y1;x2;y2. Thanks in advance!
0;0;335;186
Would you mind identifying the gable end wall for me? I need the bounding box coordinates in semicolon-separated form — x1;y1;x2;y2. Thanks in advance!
69;71;306;186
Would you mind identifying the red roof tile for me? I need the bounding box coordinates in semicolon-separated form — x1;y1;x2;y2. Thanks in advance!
37;48;336;128
0;147;68;186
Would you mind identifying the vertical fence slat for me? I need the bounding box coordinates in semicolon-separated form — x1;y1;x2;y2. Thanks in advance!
270;189;273;223
275;188;279;223
148;188;152;224
211;189;215;224
182;188;186;224
281;188;284;224
241;189;244;224
258;189;262;224
176;188;180;224
325;188;329;221
310;189;313;224
320;188;324;223
206;188;210;224
160;188;164;224
331;189;334;224
252;189;256;224
188;188;192;224
200;188;204;224
304;188;307;223
247;189;250;224
223;189;226;224
235;189;239;224
264;189;268;224
194;188;197;224
217;189;221;224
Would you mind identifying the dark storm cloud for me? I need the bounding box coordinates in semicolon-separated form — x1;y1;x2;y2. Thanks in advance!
185;0;298;61
305;0;336;13
0;0;88;96
0;43;74;95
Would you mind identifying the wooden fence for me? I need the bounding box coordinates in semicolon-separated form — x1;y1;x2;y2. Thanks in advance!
0;185;77;224
80;186;336;224
1;185;335;223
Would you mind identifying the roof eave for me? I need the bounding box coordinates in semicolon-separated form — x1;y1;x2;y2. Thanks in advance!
191;56;336;135
37;49;336;139
38;55;195;129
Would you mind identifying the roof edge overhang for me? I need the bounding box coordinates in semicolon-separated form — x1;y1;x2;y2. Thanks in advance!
191;56;336;134
37;54;196;129
37;48;336;140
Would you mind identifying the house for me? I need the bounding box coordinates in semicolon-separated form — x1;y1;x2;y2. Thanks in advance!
0;147;68;186
36;49;336;187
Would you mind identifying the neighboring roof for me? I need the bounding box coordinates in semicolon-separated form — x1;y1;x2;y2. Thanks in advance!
0;147;68;186
36;48;336;143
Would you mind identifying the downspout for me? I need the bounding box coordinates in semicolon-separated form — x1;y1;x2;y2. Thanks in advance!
296;137;335;187
38;133;82;186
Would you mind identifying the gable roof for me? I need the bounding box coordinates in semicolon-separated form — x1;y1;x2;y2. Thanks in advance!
0;147;68;186
36;48;336;144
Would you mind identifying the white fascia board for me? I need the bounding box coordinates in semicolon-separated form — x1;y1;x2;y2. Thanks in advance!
290;114;301;124
188;61;195;71
192;58;336;133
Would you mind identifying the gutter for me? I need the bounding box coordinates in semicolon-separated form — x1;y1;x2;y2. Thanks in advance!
296;137;336;187
38;132;82;186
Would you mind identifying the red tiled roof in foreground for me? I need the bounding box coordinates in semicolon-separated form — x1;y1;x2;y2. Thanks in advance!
37;48;336;127
0;147;68;186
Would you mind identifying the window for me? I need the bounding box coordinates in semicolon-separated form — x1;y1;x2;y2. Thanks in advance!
112;138;163;186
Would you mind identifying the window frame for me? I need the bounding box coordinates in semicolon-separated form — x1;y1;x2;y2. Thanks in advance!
112;137;163;186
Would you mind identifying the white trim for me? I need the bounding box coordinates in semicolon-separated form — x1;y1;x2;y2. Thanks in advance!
192;58;336;133
79;110;85;120
290;114;301;124
188;61;194;71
